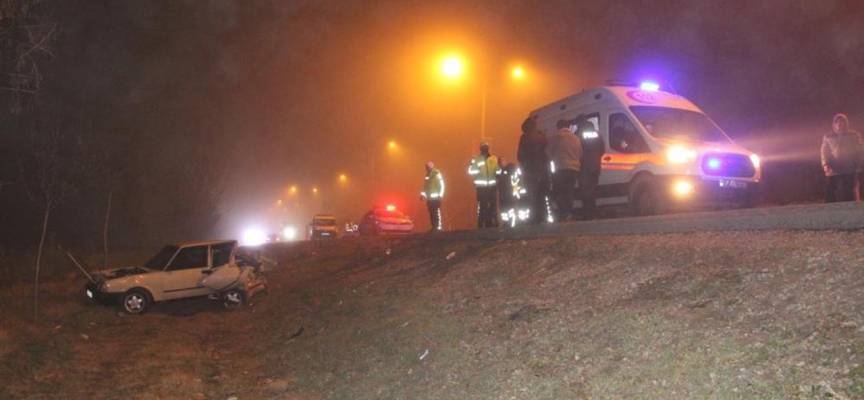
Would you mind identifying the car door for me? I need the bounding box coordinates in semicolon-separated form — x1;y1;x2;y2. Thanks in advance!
161;245;211;300
601;112;652;205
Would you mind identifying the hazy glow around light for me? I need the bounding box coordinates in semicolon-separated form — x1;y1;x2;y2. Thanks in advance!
640;81;660;91
673;180;694;196
388;140;397;149
512;66;525;79
750;154;761;169
441;56;464;79
283;226;298;241
242;227;267;246
707;158;722;170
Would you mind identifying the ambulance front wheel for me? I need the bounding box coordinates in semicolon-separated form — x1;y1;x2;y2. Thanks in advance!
631;177;664;216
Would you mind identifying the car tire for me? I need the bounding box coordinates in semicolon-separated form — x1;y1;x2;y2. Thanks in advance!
122;289;151;315
222;289;245;310
631;176;664;216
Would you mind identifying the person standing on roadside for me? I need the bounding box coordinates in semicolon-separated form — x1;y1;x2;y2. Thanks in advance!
821;113;864;202
576;114;605;219
468;141;499;228
420;161;445;231
547;119;583;221
517;117;550;224
495;156;518;227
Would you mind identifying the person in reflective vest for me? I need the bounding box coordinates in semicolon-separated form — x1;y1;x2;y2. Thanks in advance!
467;141;500;228
576;114;605;219
496;157;519;227
420;161;445;231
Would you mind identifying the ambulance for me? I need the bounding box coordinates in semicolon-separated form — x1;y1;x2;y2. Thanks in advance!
528;81;761;215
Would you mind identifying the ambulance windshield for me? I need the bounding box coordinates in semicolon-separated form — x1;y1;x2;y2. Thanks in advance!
631;106;731;143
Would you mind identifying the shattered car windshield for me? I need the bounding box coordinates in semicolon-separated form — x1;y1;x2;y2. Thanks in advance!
142;246;179;270
630;106;731;143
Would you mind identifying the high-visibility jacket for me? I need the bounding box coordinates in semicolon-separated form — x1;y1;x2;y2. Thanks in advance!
420;168;445;199
468;154;499;187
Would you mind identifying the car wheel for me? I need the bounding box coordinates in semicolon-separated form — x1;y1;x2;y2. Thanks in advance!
222;289;245;310
631;177;663;216
122;289;151;314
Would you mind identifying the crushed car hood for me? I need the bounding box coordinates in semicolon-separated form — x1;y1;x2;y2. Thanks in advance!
92;266;154;280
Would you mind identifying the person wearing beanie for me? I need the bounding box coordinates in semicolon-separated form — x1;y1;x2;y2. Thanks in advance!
821;113;864;202
467;141;500;228
419;161;445;231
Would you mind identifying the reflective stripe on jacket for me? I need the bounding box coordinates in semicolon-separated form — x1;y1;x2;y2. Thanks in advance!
421;168;445;199
468;154;499;187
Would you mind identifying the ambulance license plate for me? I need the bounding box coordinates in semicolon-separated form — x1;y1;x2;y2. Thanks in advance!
719;179;747;189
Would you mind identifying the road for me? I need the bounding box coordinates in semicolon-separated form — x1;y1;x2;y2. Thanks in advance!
431;201;864;241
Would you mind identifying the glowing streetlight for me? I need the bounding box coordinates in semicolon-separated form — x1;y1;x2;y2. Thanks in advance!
439;56;528;141
289;185;298;195
339;174;348;183
440;56;464;80
388;140;398;150
312;187;319;194
511;66;525;79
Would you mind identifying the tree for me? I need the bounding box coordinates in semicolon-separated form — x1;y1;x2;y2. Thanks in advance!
17;107;101;320
0;0;57;113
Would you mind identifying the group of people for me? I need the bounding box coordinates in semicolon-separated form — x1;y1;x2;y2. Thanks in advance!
418;112;861;232
420;114;606;231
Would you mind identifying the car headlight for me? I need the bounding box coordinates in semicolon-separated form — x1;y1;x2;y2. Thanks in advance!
749;153;761;169
667;146;697;164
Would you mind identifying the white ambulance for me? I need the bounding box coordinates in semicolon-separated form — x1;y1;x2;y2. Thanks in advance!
529;81;761;216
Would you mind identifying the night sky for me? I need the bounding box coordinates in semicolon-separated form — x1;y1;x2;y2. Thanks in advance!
7;0;864;245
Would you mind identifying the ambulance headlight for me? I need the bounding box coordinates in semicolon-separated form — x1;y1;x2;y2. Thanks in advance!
749;154;761;169
673;180;695;197
667;146;697;164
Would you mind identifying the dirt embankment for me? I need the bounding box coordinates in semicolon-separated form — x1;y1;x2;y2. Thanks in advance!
2;230;864;399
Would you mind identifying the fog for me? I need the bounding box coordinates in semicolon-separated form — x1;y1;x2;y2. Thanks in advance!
2;0;863;247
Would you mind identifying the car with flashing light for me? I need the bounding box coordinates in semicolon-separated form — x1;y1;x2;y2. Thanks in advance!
358;206;415;235
309;214;338;239
528;80;762;216
84;240;268;314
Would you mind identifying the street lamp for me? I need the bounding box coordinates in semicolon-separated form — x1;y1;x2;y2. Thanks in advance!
439;55;528;141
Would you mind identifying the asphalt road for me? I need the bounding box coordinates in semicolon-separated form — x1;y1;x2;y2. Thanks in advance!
431;202;864;241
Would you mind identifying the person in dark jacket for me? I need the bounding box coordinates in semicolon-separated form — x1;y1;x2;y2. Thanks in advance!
496;157;518;227
821;113;864;202
517;117;550;224
576;114;605;219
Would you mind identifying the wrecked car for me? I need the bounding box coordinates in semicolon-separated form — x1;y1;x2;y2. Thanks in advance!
85;239;268;314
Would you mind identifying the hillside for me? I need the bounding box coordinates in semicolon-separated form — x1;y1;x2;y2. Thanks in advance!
2;229;864;399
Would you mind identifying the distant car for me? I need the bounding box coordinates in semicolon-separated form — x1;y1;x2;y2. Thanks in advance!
85;240;268;314
358;207;414;235
310;214;338;239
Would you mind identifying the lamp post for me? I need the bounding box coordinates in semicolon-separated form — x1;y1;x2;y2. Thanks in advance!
439;55;527;143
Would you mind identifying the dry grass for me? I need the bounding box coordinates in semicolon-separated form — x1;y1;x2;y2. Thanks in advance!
1;231;864;399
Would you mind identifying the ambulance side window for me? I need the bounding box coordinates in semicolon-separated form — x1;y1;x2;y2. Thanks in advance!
609;113;650;154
